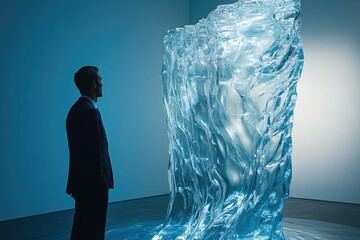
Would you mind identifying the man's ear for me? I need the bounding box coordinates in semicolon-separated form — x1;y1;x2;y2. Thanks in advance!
92;80;97;88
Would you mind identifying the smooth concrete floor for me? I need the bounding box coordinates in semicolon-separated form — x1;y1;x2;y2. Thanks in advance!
0;195;359;239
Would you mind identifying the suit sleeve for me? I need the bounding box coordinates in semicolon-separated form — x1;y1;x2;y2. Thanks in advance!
78;109;102;182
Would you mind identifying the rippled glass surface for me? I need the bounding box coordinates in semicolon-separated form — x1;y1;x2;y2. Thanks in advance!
157;0;304;239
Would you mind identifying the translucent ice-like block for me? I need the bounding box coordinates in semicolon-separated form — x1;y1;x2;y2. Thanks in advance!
157;0;303;239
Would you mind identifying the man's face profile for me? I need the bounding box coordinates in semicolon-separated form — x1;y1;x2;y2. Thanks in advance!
94;73;103;98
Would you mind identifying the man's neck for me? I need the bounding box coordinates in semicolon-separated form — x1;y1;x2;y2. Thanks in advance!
81;94;98;109
82;93;97;102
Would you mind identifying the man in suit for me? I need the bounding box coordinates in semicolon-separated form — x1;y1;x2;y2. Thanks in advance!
66;66;114;240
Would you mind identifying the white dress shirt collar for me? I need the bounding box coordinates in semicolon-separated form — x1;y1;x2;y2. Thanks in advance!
80;95;98;109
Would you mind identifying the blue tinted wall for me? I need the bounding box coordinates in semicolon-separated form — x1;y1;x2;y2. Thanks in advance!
1;0;359;222
0;0;189;221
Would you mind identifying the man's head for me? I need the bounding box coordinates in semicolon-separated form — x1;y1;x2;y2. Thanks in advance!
74;66;103;100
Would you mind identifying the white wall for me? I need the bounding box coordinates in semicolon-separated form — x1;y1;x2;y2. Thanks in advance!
0;0;189;221
190;0;360;204
291;0;360;204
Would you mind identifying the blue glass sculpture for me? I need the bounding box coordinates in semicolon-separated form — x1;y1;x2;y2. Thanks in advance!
156;0;304;239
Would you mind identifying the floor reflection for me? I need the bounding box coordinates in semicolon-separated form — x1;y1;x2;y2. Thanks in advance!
106;218;360;240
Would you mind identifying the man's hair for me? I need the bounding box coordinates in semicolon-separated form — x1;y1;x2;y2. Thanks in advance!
74;66;99;94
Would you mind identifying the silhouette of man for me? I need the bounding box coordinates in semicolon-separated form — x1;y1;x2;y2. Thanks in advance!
66;66;114;240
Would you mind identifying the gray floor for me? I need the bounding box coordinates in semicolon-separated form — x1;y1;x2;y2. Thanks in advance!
0;195;359;239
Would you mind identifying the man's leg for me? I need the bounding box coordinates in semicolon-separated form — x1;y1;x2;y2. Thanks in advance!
70;199;82;240
96;185;109;239
71;183;109;240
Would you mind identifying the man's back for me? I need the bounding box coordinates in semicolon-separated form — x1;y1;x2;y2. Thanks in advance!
66;97;113;197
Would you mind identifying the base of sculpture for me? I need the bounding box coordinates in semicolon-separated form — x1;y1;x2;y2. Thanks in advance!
105;218;360;240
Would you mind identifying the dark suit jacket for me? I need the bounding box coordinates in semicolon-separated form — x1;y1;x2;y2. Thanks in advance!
66;97;114;196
